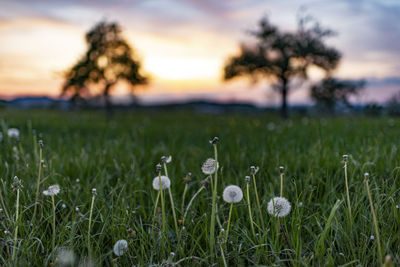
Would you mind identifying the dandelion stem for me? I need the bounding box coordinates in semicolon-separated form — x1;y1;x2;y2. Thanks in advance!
163;163;179;236
209;143;218;253
246;182;256;238
280;171;284;197
33;144;43;222
344;160;352;231
225;203;233;242
252;173;264;229
183;186;205;225
51;195;56;250
181;183;188;212
158;171;166;234
11;188;20;261
88;192;96;254
364;175;383;264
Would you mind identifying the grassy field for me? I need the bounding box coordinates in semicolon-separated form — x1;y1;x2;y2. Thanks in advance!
0;109;399;266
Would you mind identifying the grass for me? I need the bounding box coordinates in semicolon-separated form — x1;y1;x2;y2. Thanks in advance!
0;109;399;266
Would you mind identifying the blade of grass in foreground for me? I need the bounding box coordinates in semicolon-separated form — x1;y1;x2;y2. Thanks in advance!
315;199;342;260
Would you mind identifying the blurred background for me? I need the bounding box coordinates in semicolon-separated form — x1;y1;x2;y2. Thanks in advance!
0;0;399;116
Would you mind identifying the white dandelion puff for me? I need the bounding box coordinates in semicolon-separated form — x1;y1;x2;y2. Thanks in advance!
201;158;219;175
7;128;20;139
152;175;171;190
267;197;291;217
113;239;128;256
56;248;76;265
223;185;243;203
43;184;60;196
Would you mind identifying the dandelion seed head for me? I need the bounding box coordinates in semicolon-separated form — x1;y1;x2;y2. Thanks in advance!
209;136;219;144
222;185;243;203
161;155;172;164
62;204;67;209
279;166;284;173
113;239;128;256
7;128;19;139
152;175;171;190
267;197;291;217
56;248;76;265
245;176;250;184
91;188;97;195
370;235;374;240
201;158;218;175
75;207;79;212
343;155;348;162
250;166;259;175
43;184;60;196
156;163;162;172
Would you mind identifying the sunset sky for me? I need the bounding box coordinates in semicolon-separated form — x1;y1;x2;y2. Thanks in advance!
1;0;400;106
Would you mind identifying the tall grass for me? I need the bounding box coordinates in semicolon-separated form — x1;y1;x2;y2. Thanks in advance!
0;110;398;265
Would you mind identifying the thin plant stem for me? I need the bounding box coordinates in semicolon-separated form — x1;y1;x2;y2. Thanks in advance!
225;203;233;242
33;145;43;222
364;176;382;264
163;163;178;236
158;172;166;234
209;143;218;253
88;193;96;254
252;173;264;229
280;172;284;197
11;188;20;261
246;183;256;238
181;183;188;212
51;195;56;250
183;186;205;225
344;160;352;231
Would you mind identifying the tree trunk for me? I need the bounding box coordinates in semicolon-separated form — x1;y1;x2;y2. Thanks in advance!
103;82;115;114
281;79;289;119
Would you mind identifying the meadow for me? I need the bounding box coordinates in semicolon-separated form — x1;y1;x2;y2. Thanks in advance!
0;109;399;266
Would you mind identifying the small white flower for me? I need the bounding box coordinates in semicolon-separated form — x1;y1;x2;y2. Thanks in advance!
43;184;60;196
298;202;303;207
76;178;80;183
370;235;374;240
152;175;171;190
113;239;128;256
62;204;67;209
7;128;20;139
267;197;291;217
75;207;80;212
222;185;243;203
201;158;218;175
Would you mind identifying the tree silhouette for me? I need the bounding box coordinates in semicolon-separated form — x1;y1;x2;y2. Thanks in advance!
224;16;341;118
311;77;365;113
62;21;148;109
